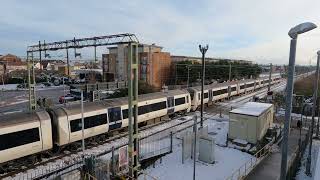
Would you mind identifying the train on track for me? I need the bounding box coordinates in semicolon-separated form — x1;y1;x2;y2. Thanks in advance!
0;76;282;170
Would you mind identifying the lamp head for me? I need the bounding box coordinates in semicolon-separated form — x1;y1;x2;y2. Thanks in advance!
288;22;317;39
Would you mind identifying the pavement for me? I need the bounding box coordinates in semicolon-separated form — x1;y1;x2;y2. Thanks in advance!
246;128;308;180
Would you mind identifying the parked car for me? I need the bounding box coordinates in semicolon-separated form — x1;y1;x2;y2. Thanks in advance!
59;94;76;104
42;82;52;87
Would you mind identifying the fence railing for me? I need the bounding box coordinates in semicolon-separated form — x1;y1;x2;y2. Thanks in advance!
225;139;274;180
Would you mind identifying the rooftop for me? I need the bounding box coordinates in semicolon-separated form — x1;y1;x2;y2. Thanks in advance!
230;102;273;116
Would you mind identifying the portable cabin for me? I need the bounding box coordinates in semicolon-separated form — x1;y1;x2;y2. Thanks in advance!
228;102;274;144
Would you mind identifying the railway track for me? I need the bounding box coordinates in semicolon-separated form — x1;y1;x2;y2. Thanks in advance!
0;79;293;180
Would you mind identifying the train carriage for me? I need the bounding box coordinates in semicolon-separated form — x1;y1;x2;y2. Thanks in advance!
49;89;191;146
238;80;247;94
245;80;256;92
50;102;109;146
0;111;52;164
187;87;209;111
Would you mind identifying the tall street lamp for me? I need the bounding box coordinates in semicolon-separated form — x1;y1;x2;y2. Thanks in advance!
280;22;317;180
199;44;209;127
306;50;320;175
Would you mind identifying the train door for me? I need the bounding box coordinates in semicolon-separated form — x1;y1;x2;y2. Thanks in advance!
209;89;213;102
167;97;175;114
227;86;231;98
108;107;122;130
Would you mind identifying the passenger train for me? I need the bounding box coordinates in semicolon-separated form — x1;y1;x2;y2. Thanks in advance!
0;76;282;168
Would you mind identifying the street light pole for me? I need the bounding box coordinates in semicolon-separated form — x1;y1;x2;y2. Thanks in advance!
316;51;320;138
280;22;317;180
199;44;208;128
306;51;320;175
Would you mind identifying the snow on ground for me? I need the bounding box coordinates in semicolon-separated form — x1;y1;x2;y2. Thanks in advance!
139;114;254;180
296;140;320;180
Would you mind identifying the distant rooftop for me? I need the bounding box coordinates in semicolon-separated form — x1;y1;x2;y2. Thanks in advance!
230;102;273;116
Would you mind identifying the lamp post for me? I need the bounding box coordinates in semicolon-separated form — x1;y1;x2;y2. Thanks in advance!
280;22;317;180
316;51;320;138
199;44;209;128
306;50;320;175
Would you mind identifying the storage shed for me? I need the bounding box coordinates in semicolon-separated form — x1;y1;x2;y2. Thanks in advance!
229;102;274;144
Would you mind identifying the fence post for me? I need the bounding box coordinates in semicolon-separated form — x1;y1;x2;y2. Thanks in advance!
170;131;173;153
182;138;184;164
111;146;115;176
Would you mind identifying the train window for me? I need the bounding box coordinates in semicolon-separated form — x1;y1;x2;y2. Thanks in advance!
122;109;128;119
138;105;147;115
175;97;186;106
167;97;174;108
0;128;40;151
108;107;122;122
247;83;254;88
151;101;167;111
221;89;228;94
240;85;245;89
212;90;219;96
204;92;209;98
70;113;108;132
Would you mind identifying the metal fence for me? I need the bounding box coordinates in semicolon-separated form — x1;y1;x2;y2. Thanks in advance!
139;131;173;160
225;139;274;180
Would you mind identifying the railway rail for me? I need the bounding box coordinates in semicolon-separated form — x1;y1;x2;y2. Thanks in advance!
1;73;310;179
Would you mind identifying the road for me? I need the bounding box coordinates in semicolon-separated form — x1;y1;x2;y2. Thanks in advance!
0;86;69;115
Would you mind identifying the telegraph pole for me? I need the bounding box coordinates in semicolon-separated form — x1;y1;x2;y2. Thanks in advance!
229;63;232;82
306;51;320;175
199;44;208;127
268;63;272;92
187;65;190;87
39;41;42;71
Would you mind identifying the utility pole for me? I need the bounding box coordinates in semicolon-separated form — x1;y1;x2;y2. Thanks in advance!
81;90;85;157
268;63;272;92
316;51;320;138
199;44;208;128
229;63;232;82
193;115;197;180
39;41;42;71
280;22;317;180
187;65;190;87
280;37;297;180
128;43;139;179
66;42;70;78
306;51;320;175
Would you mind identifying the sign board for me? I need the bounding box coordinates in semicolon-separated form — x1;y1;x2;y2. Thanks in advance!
119;145;128;167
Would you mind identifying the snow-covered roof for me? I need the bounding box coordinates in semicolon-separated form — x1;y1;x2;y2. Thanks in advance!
230;102;273;117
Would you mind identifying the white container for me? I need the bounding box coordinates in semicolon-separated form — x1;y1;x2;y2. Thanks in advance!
229;102;274;144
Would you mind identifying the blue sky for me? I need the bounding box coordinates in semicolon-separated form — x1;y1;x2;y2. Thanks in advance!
1;0;320;64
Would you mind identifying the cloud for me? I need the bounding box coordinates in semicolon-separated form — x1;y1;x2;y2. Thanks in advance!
0;0;320;64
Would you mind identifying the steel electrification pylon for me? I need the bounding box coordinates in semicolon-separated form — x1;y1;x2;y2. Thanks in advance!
128;43;139;179
27;51;37;111
26;33;139;112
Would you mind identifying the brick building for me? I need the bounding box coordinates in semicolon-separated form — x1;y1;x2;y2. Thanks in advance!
102;44;171;88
